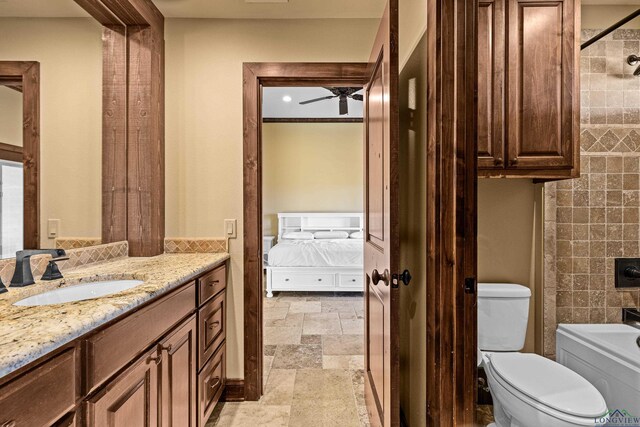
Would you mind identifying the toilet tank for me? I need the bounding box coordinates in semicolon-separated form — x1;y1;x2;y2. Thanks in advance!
478;283;531;351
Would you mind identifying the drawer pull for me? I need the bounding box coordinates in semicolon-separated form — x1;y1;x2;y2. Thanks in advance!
159;343;173;353
351;279;356;282
208;376;221;390
147;353;162;365
1;421;16;427
208;280;220;287
285;278;290;281
317;278;322;282
208;320;221;330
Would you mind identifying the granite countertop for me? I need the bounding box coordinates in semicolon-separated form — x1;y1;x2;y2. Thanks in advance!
0;252;229;378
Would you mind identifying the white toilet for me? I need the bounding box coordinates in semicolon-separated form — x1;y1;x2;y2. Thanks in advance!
478;283;608;427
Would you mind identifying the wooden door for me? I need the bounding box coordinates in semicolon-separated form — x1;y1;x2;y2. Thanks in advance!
506;0;577;169
477;0;505;169
86;347;159;427
160;315;197;427
363;1;400;426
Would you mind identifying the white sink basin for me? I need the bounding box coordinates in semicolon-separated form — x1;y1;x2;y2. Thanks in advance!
13;280;145;306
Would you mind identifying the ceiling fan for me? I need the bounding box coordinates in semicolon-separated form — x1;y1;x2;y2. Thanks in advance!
299;87;363;115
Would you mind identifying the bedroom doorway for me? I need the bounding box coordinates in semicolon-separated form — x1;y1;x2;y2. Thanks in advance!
241;63;371;409
260;73;369;426
261;80;369;424
241;0;477;420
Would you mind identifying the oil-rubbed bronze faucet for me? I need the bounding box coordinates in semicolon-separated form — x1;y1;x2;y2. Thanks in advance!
10;249;67;287
623;308;640;330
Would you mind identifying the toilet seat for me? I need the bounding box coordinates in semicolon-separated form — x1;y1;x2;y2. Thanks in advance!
488;353;607;419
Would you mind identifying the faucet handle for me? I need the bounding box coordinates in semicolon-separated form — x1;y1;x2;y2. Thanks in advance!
41;257;69;281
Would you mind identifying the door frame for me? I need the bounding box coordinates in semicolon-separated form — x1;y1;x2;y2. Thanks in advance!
242;62;370;400
0;61;40;249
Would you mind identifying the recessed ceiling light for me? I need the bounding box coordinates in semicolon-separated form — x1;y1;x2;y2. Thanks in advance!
282;95;292;103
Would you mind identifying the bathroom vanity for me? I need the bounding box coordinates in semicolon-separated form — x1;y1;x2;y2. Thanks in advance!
0;253;229;426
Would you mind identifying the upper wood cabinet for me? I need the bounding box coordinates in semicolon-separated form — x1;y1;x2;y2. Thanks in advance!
478;0;580;179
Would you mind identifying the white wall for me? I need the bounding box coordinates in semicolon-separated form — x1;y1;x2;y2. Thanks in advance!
164;17;379;378
262;122;363;236
0;18;103;247
0;86;22;147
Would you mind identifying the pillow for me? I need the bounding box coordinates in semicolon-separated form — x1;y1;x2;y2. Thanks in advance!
282;231;315;240
314;231;349;239
349;231;364;239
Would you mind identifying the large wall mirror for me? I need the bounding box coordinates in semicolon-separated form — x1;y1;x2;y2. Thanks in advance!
0;3;103;258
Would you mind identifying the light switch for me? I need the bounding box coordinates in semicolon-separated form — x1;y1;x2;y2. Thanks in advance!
224;219;237;239
48;219;60;239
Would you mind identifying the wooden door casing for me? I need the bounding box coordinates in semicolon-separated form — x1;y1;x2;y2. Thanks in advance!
425;0;478;423
363;1;399;426
160;315;197;427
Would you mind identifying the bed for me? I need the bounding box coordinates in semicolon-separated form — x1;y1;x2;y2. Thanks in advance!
265;212;364;297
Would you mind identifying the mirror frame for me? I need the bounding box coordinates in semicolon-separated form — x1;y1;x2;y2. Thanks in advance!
0;61;39;250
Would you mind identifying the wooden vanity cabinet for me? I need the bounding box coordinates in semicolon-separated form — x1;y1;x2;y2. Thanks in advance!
160;315;198;427
0;349;78;427
86;314;198;427
196;263;227;425
477;0;580;179
85;346;160;426
0;259;229;427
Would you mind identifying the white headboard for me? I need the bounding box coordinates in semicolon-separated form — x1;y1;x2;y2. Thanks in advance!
277;212;364;240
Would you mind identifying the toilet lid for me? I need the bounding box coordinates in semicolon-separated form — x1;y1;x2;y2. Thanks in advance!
490;353;607;418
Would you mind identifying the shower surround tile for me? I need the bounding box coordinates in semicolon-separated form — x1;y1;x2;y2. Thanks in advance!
544;28;640;359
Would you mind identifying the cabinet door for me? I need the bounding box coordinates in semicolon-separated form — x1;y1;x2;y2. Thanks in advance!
86;347;159;427
478;0;505;168
506;0;577;170
160;315;197;427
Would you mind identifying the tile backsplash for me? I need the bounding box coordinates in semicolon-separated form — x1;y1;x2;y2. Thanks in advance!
0;241;128;286
55;238;102;250
543;29;640;358
164;238;228;254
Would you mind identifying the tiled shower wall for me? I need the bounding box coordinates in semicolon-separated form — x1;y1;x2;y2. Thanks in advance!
543;29;640;358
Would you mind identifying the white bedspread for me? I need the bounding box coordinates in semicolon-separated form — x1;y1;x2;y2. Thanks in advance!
267;239;363;267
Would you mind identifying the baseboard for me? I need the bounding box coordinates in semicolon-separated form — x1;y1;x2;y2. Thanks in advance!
223;378;245;402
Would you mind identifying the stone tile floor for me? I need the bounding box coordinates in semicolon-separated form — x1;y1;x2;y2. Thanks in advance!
207;291;369;427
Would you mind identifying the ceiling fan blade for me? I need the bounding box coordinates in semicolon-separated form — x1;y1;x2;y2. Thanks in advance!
299;95;336;105
350;94;363;101
339;96;348;115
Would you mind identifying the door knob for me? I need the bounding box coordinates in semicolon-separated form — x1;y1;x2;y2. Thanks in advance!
371;269;390;286
399;270;412;285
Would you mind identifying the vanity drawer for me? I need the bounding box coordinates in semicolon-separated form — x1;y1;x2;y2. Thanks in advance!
198;344;225;427
0;348;77;427
198;290;226;370
198;264;226;306
85;282;196;393
271;271;335;289
338;273;364;289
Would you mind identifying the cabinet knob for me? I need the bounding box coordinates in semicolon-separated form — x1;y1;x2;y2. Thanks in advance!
159;343;172;352
208;320;221;330
494;157;503;165
509;157;518;165
147;352;162;365
208;376;221;390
